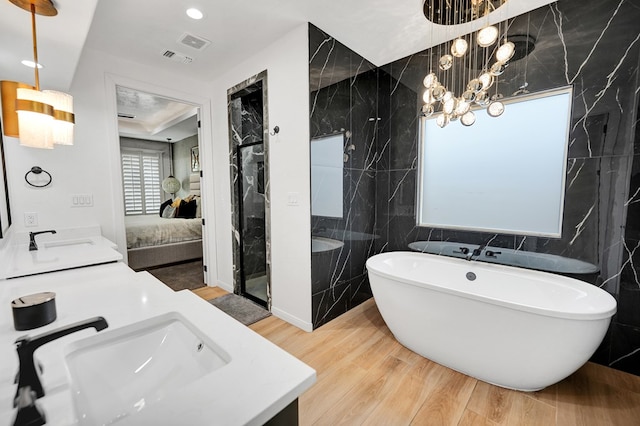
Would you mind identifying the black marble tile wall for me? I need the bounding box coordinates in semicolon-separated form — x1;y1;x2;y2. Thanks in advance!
227;72;271;307
375;0;640;375
308;0;640;375
309;23;377;329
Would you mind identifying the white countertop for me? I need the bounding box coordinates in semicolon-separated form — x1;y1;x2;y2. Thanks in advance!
0;226;123;280
0;263;316;425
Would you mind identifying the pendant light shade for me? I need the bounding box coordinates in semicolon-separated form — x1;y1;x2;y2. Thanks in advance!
44;90;74;145
162;176;181;195
162;138;180;195
1;0;75;148
16;87;54;148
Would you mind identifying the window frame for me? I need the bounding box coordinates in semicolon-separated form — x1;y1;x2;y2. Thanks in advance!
121;148;165;216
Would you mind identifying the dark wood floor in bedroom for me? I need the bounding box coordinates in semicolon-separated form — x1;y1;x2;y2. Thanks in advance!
146;259;205;291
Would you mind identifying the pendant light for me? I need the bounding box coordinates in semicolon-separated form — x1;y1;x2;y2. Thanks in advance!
421;0;518;128
162;138;181;197
0;0;75;147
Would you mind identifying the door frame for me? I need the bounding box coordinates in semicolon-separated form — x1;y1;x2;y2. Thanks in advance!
104;73;217;285
226;70;271;310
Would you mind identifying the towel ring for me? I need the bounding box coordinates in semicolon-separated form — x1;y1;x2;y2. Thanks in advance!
25;166;52;188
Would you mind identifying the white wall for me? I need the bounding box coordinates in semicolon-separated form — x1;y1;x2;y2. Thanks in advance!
208;23;312;330
2;22;312;330
2;46;217;278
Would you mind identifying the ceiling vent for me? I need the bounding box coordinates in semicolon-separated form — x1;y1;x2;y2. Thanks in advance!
161;49;194;64
117;113;136;119
178;32;211;50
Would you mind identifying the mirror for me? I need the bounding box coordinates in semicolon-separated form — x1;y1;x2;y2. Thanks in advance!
311;133;344;218
191;146;200;172
0;118;11;238
418;87;573;237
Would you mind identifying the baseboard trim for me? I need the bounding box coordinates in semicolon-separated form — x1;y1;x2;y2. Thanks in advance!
271;307;313;332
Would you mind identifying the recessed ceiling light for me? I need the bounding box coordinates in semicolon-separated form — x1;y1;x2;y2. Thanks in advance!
186;8;203;20
21;59;43;69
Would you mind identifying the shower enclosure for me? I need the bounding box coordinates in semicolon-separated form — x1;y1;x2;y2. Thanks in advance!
227;71;270;308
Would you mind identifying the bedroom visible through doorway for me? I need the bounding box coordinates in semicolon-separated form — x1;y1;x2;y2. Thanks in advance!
115;85;205;289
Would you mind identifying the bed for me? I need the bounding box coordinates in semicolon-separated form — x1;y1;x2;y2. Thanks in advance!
125;174;203;270
125;215;202;270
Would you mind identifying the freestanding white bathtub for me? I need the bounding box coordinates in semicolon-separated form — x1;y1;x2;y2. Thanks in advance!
366;251;617;391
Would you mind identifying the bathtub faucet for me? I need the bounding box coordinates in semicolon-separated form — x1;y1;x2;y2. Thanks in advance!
485;250;502;258
467;244;487;261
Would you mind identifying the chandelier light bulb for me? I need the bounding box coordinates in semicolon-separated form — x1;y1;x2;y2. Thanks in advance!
423;73;437;88
451;38;468;57
461;111;476;126
477;26;499;47
439;54;453;71
443;91;454;102
461;90;476;102
432;84;446;101
487;101;505;117
475;91;490;106
478;73;494;91
422;104;435;117
455;99;471;116
436;113;450;128
423;89;436;105
496;41;516;63
490;61;507;76
467;78;482;93
443;98;457;115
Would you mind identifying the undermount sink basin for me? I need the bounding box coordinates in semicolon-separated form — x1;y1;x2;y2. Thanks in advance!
42;239;94;249
64;312;230;425
312;236;344;253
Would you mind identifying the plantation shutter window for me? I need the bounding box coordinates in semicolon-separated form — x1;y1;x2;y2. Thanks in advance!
121;150;163;216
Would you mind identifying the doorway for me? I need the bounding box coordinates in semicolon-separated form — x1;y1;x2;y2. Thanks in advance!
227;71;270;309
115;85;206;291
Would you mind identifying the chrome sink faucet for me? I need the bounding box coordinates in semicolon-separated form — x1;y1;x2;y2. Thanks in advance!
13;316;108;404
28;230;56;251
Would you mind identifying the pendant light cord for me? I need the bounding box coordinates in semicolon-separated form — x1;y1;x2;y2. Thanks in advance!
30;4;40;90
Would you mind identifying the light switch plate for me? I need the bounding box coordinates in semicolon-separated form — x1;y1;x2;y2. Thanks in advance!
71;194;93;207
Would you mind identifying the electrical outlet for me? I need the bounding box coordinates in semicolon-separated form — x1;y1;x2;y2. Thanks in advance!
24;212;38;227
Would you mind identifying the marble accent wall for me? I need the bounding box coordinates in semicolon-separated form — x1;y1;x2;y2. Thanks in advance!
309;24;378;328
376;0;640;375
227;71;272;308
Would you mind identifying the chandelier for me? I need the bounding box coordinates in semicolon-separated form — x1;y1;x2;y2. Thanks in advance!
422;0;515;128
0;0;74;148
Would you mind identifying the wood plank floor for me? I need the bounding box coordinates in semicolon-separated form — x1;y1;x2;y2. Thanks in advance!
192;286;640;425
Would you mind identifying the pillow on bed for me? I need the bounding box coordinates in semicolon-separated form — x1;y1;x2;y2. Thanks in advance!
159;199;172;217
162;205;177;218
195;196;202;218
176;199;197;218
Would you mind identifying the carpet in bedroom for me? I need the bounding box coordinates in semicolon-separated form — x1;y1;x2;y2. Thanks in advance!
147;259;205;292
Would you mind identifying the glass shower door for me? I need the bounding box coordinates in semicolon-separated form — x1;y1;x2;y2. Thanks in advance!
237;142;268;307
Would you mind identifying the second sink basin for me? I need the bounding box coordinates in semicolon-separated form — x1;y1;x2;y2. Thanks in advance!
64;312;230;425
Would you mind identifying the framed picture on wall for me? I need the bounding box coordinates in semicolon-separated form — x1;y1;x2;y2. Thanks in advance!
191;146;200;172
